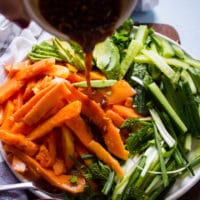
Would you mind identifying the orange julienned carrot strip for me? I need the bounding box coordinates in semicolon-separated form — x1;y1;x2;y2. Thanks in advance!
106;109;125;128
1;100;14;123
0;129;38;156
11;121;33;135
31;76;53;95
23;82;71;126
5;60;31;77
0;105;4;125
88;140;124;176
28;100;82;141
13;92;23;112
1;100;15;129
41;99;66;121
5;145;86;194
23;79;36;101
65;116;93;147
0;78;24;104
13;83;56;121
14;58;55;81
112;104;142;119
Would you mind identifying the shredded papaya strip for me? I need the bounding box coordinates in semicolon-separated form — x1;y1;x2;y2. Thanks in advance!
5;145;85;194
45;131;57;167
53;159;66;176
14;58;55;81
75;141;93;166
28;100;82;141
124;96;133;107
64;81;128;160
0;78;24;104
88;140;124;176
90;70;106;80
24;82;71;126
11;155;26;173
65;115;125;174
47;64;69;79
13;83;56;121
112;104;142;119
105;80;136;105
0;129;38;156
106;109;125;128
36;132;57;168
104;119;128;160
67;72;86;83
65;116;93;146
61;126;75;170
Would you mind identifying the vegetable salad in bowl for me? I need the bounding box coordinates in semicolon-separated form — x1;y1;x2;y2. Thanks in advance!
0;19;200;200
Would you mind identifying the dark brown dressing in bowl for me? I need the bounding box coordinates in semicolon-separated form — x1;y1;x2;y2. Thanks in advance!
39;0;123;94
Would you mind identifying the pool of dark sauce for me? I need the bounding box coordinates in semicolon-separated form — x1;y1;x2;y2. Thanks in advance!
39;0;122;97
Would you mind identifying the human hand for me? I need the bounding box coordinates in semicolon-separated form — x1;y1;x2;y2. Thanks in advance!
0;0;29;27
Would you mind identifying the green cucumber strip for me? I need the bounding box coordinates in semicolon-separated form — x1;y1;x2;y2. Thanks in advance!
142;49;176;79
148;82;187;133
181;70;197;94
184;56;200;69
184;133;192;152
119;39;142;79
134;54;153;64
161;38;175;58
171;43;185;59
181;81;200;137
134;25;149;44
73;79;117;88
165;58;190;69
187;67;200;93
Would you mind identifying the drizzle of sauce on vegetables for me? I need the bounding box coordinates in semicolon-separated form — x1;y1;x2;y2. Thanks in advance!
84;52;93;97
39;0;122;94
